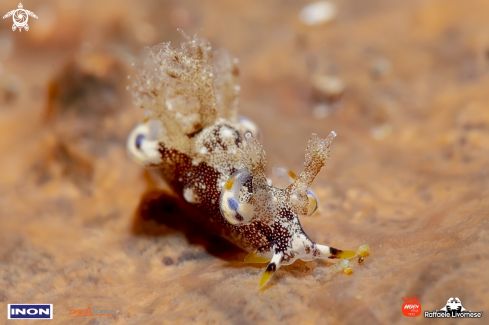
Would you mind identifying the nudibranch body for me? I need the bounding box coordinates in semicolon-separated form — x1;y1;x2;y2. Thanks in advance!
127;32;356;286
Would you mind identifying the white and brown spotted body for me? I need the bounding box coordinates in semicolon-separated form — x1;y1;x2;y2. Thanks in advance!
127;31;355;286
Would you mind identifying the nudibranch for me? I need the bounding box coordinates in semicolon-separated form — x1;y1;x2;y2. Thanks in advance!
127;31;357;286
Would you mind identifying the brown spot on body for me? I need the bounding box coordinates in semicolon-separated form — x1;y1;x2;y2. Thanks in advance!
329;246;340;259
266;262;277;273
153;145;269;252
186;127;203;138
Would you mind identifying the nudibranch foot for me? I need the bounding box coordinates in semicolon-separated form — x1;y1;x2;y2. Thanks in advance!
256;243;357;287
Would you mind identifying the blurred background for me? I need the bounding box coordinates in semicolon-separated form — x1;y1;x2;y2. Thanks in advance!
1;0;488;324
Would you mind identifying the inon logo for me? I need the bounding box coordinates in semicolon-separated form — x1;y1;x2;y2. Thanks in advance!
402;296;421;317
8;304;53;319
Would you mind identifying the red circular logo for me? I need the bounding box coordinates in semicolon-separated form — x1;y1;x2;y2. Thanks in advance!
402;296;422;317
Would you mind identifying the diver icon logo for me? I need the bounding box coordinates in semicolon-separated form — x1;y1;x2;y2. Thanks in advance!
441;297;466;316
2;3;38;32
425;297;484;318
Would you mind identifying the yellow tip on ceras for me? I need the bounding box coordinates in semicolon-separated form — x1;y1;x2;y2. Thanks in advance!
259;252;283;287
287;170;297;180
260;268;275;287
336;250;357;259
224;178;235;190
244;251;270;263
